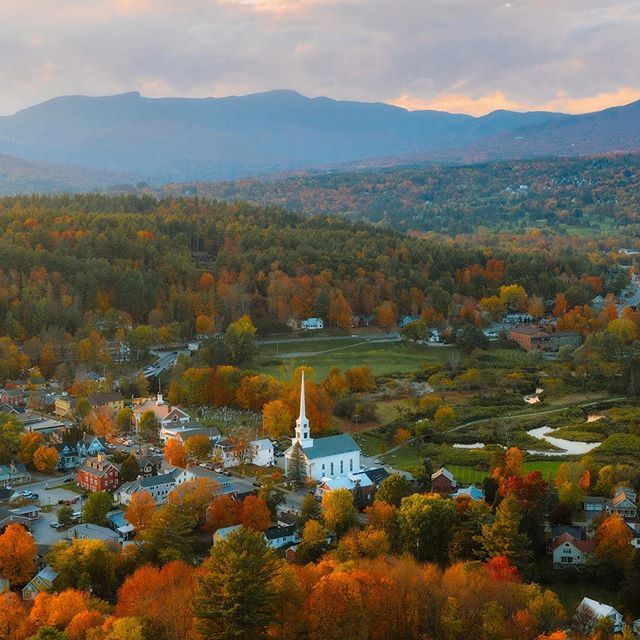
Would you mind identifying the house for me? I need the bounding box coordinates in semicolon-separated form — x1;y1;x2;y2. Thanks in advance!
136;454;163;477
398;315;420;328
116;469;182;506
0;573;9;594
264;524;301;549
452;485;485;501
134;393;190;428
22;565;58;601
627;523;640;550
0;462;31;487
213;524;243;544
88;392;125;413
54;395;77;417
0;388;27;406
430;468;457;495
213;437;274;468
67;523;120;545
77;435;108;458
77;454;121;492
106;511;135;542
160;423;217;445
7;505;40;521
284;373;361;481
0;506;34;531
576;598;623;634
317;472;375;503
54;442;82;472
552;533;595;569
301;318;324;330
607;486;637;520
175;465;256;500
503;313;533;324
583;496;606;516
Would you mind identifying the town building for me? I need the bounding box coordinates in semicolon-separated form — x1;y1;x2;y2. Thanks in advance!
509;325;582;352
0;462;31;487
284;372;361;481
316;472;375;502
452;485;485;501
0;573;9;594
77;454;121;492
17;412;66;435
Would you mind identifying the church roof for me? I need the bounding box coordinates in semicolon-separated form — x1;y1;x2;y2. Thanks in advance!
301;434;360;460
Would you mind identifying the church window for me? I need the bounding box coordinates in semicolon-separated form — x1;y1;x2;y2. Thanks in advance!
350;458;353;471
340;460;344;474
330;462;334;475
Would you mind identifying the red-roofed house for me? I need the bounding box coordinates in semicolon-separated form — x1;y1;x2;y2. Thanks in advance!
552;532;595;569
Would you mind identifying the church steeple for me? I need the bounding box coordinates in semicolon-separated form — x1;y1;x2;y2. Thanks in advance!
294;370;313;448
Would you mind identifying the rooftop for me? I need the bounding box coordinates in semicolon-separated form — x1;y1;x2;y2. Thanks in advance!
297;433;360;460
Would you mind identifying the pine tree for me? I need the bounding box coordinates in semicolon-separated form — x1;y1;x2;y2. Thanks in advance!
142;503;193;564
479;493;533;575
288;441;306;488
193;527;277;640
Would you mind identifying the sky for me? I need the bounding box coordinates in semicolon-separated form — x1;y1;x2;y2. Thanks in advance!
1;0;639;116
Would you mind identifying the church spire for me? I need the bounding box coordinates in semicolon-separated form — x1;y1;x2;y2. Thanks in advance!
294;369;313;448
299;369;307;423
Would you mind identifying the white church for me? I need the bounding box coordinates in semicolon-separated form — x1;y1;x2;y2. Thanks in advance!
284;371;361;481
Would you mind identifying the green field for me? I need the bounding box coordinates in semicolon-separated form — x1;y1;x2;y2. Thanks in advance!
255;338;459;380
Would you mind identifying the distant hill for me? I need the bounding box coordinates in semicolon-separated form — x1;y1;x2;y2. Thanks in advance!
0;152;127;195
0;90;639;190
159;154;640;235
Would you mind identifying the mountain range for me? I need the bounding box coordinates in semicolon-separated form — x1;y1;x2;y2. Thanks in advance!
0;89;640;192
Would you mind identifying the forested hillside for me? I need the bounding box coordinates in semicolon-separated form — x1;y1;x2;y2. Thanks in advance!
0;194;617;346
163;154;640;235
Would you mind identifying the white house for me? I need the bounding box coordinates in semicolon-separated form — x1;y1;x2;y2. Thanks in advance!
301;318;324;330
213;437;274;468
116;469;182;506
284;372;361;481
577;598;623;634
552;533;595;569
67;523;120;545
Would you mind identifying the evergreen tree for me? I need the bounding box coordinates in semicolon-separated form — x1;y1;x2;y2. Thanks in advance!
479;493;533;575
287;441;306;488
193;527;278;640
120;454;140;482
142;503;194;564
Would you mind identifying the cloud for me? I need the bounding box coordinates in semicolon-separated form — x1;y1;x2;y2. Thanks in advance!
0;0;639;115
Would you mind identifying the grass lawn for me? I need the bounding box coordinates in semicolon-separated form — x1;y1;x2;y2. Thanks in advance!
547;579;622;613
255;340;459;380
51;482;85;494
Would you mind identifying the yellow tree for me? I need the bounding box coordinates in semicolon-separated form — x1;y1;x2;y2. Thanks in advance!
33;445;60;473
125;490;157;532
164;439;186;468
0;524;36;585
262;400;293;439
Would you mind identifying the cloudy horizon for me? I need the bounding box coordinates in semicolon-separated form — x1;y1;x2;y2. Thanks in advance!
1;0;639;117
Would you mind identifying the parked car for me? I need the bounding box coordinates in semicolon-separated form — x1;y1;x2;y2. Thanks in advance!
49;522;64;529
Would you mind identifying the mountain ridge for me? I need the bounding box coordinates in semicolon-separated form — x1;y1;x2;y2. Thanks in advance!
0;90;638;191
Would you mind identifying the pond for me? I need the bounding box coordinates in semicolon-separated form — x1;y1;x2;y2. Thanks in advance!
526;426;600;457
452;442;486;449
